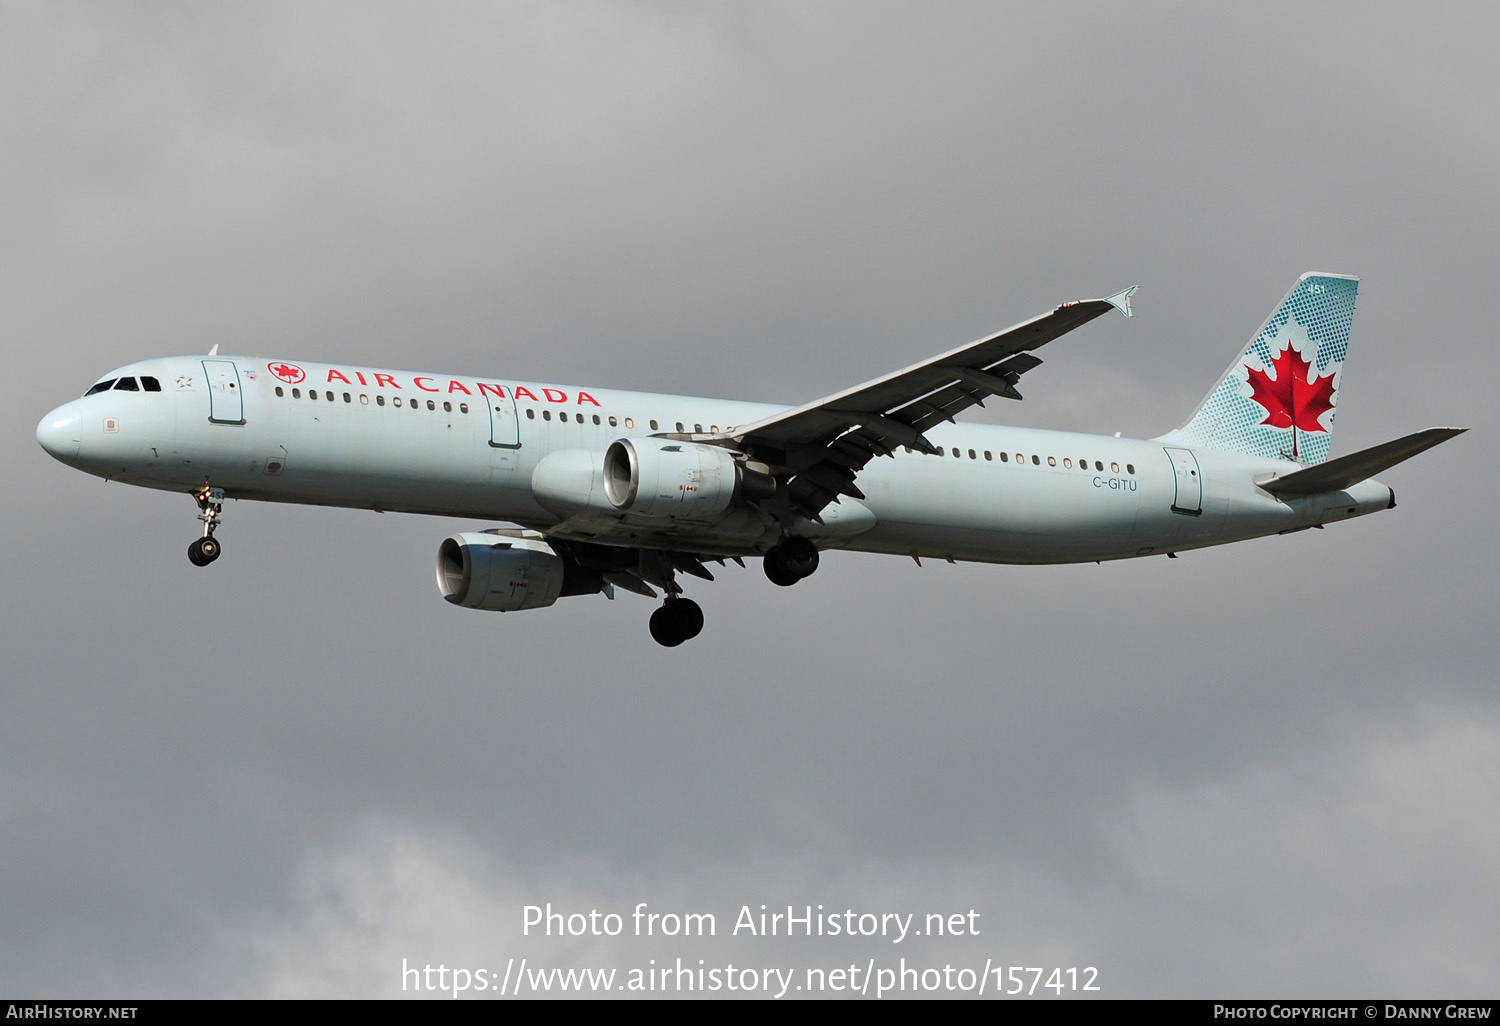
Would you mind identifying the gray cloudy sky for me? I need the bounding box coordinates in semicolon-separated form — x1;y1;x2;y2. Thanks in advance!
4;1;1497;999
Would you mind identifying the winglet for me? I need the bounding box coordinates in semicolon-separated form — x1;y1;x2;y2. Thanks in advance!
1104;286;1138;318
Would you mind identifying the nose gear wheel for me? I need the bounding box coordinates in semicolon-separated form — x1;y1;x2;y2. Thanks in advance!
188;485;226;567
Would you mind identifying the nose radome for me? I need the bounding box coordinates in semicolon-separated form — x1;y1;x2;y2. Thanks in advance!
37;403;82;466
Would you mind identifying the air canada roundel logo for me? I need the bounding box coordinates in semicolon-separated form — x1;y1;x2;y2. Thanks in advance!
268;361;306;385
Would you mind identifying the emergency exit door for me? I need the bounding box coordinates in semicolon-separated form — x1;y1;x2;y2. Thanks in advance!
1164;447;1202;515
488;388;520;448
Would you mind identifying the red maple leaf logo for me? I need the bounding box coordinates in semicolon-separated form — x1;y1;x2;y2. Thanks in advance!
1245;344;1335;433
268;361;305;384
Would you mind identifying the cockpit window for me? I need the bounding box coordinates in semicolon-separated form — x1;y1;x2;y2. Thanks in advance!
85;379;117;396
141;376;161;392
113;377;139;391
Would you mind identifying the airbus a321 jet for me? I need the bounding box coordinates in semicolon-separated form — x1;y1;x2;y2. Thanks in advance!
37;273;1462;646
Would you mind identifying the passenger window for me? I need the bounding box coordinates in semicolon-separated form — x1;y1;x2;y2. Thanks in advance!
559;411;568;422
1016;454;1024;464
543;410;551;421
343;393;351;403
1095;460;1103;471
85;379;117;396
951;448;960;457
459;403;468;413
1111;462;1119;473
676;422;684;432
309;390;318;400
609;416;618;427
694;424;702;433
1127;464;1135;475
1063;458;1072;468
393;396;401;407
650;420;658;430
114;377;139;391
443;401;452;412
625;417;634;429
1000;452;1008;462
984;451;992;461
525;409;534;419
275;386;284;397
968;449;976;459
376;395;385;406
360;394;369;405
1047;456;1056;467
426;400;435;411
141;376;161;392
325;391;334;402
1031;455;1040;465
711;425;718;433
293;388;302;399
593;415;601;425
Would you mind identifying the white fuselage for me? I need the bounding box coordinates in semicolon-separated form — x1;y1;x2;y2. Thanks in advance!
37;355;1394;564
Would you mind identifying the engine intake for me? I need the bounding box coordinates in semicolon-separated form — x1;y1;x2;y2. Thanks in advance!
436;533;601;611
602;438;775;519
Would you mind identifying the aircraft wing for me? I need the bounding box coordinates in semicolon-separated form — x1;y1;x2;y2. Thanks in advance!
716;287;1137;519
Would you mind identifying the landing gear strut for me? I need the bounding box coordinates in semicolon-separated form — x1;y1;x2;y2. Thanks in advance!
188;485;225;567
764;536;819;587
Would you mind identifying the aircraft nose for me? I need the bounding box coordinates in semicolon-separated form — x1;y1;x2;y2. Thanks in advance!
37;402;83;466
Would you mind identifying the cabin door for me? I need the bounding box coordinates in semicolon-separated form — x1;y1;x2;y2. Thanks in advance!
202;360;244;424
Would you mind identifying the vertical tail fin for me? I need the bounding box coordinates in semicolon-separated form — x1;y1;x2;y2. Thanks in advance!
1162;272;1359;466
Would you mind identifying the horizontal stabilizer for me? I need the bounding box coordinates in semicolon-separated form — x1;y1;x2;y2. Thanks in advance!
1259;427;1466;496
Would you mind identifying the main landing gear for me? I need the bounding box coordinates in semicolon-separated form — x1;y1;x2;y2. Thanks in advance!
763;536;819;587
640;551;709;647
188;485;225;567
648;597;704;648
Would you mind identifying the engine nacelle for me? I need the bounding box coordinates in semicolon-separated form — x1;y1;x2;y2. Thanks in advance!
436;533;601;611
603;438;775;520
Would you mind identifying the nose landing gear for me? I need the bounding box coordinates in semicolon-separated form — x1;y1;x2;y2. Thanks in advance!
188;485;225;567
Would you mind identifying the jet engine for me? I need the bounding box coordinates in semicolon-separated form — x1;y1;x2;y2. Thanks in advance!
602;438;775;519
436;533;602;611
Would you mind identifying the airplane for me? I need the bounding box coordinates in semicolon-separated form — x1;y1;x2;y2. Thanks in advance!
36;272;1464;646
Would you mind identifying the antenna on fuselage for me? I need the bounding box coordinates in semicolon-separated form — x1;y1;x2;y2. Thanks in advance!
207;344;219;356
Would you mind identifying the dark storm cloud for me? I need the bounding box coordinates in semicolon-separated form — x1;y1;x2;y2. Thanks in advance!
2;1;1495;997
